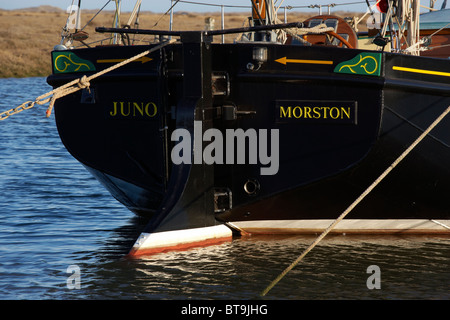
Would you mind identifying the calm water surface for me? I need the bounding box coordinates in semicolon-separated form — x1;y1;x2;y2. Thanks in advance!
0;77;449;300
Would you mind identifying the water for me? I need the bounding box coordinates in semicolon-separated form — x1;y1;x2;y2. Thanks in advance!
0;77;449;302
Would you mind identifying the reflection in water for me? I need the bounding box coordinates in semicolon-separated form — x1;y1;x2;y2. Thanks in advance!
87;234;449;300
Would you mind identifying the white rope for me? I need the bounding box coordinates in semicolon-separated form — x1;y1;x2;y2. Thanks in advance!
276;20;335;44
0;39;176;121
261;105;450;296
431;220;450;230
44;39;176;116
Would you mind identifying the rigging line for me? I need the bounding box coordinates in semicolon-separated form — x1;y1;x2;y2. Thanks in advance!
289;1;367;9
131;2;142;45
260;105;450;297
428;43;450;50
178;0;249;9
264;0;272;24
275;0;285;12
365;0;375;19
384;106;450;148
126;0;143;26
153;0;181;28
80;0;113;32
251;0;265;25
339;0;369;5
429;22;450;38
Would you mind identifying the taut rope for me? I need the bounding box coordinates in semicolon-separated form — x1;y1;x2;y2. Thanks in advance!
0;39;176;121
261;105;450;297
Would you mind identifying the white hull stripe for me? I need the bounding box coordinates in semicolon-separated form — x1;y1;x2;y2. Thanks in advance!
127;220;449;257
228;219;450;234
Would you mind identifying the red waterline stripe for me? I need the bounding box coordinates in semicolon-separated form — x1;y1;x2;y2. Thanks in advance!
126;235;233;258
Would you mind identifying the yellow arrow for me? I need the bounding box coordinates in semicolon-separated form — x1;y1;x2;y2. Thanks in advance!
97;56;153;64
276;57;333;65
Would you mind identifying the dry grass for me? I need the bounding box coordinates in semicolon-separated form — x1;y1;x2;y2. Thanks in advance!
0;6;366;78
0;10;64;77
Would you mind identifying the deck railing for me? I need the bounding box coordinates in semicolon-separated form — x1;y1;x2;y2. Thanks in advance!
63;1;371;48
168;1;368;43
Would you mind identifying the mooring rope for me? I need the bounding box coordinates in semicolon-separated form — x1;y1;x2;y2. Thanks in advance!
431;219;450;230
0;39;176;121
261;105;450;297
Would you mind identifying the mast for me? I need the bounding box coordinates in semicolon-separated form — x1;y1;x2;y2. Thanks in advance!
406;0;421;55
75;0;82;31
126;0;143;27
251;0;277;25
373;0;422;55
113;0;122;44
250;0;278;41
